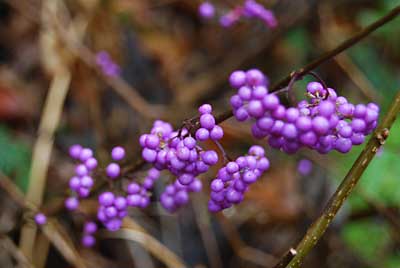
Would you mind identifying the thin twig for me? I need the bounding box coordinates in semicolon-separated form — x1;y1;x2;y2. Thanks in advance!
192;194;223;268
19;64;71;259
0;235;36;268
217;214;277;267
7;0;167;120
214;5;400;125
0;172;87;268
277;90;400;268
99;228;187;268
272;248;297;268
19;0;76;260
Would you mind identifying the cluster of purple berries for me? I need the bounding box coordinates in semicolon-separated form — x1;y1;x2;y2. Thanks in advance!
81;221;97;247
95;51;121;77
125;181;151;208
199;1;277;29
161;177;203;212
209;146;270;212
66;145;98;211
229;70;380;154
140;105;223;212
97;192;128;232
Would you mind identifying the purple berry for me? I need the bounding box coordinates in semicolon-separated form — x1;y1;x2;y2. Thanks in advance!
69;144;82;159
199;104;212;114
106;163;120;179
85;157;98;170
229;70;247;88
34;213;47;225
111;146;125;161
199;2;215;19
65;197;79;211
99;192;115;206
210;125;224;140
82;235;95;247
297;159;313;175
75;164;88;177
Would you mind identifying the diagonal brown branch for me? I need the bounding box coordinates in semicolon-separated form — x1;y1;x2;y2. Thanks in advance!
272;90;400;268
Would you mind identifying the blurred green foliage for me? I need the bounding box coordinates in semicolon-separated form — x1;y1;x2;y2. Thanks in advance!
341;219;394;266
0;125;31;192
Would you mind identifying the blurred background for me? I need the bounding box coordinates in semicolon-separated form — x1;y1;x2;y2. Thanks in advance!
0;0;399;267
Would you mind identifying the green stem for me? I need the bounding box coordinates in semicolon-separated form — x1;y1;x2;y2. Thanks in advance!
278;90;400;268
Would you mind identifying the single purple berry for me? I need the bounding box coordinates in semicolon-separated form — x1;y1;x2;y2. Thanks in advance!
262;94;279;110
201;150;219;165
229;70;247;88
195;128;210;141
238;86;252;101
79;148;93;162
210;125;224;140
142;148;157;163
199;2;215;19
114;196;127;210
111;146;125;161
145;135;160;149
69;176;81;191
297;159;313;176
69;144;82;159
199;104;212;114
99;192;115;206
84;221;97;234
106;163;120;179
80;175;94;188
75;164;88;177
85;157;98;170
246;69;265;86
65;197;79;211
211;179;224;192
82;235;96;247
200;114;216;130
34;213;47;225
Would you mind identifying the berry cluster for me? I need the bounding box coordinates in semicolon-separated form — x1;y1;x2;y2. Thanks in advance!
196;104;224;141
209;146;270;212
229;70;380;154
139;105;223;212
67;145;97;211
220;0;277;28
81;221;97;247
161;178;203;212
97;192;128;232
95;51;121;77
199;1;277;29
125;181;151;208
106;146;125;179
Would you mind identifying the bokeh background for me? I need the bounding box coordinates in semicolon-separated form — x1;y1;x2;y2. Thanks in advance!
0;0;400;267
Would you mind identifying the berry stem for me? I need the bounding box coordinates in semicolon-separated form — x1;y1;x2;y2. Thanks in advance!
275;90;400;268
213;140;232;163
215;5;400;125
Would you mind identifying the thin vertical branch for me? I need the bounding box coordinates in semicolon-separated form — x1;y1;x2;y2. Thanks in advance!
19;68;71;259
192;194;223;268
274;90;400;268
19;0;73;260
